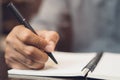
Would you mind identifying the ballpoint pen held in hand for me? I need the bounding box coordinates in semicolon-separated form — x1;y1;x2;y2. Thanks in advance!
7;2;58;64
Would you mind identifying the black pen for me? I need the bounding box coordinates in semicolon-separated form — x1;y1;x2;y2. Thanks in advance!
7;2;58;64
81;51;103;77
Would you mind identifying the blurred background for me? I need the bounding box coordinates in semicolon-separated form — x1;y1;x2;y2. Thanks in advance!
0;0;42;52
1;0;120;52
1;0;68;52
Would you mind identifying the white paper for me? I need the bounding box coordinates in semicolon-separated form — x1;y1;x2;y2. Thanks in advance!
8;51;120;80
89;52;120;79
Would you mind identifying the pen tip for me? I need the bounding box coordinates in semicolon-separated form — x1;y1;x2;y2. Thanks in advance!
54;60;58;64
46;52;58;64
51;55;58;64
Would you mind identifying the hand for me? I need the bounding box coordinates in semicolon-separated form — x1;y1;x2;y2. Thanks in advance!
5;25;59;70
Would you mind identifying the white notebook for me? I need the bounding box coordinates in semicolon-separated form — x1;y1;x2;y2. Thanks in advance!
8;51;120;80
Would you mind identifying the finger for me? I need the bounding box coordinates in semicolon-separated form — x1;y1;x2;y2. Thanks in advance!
5;46;45;70
5;47;30;69
22;46;49;63
37;30;59;44
13;25;48;50
6;36;48;64
6;58;30;70
37;31;60;52
6;53;45;70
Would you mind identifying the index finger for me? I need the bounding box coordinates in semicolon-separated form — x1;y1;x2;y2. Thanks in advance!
13;25;48;50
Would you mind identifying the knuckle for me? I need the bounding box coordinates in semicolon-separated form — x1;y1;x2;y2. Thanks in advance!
35;51;48;63
5;37;18;51
21;30;31;42
6;36;13;44
13;25;20;30
22;58;33;66
13;25;24;31
24;46;35;56
12;25;31;42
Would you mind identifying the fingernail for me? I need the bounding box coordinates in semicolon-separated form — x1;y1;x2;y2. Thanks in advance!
45;41;55;52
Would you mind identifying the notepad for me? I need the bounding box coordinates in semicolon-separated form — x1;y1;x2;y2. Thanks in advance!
8;51;120;80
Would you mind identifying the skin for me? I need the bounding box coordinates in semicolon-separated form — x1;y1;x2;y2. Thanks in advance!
5;25;59;70
1;0;59;70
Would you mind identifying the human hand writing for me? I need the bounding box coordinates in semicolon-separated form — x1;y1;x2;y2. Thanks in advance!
5;25;59;70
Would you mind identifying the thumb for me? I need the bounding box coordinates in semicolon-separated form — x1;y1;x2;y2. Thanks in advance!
38;31;59;52
45;41;55;52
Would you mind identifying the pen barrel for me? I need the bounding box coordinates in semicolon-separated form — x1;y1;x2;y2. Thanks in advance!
82;52;103;72
7;2;24;22
7;2;37;35
90;52;103;72
7;2;58;64
85;58;96;72
22;20;37;34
